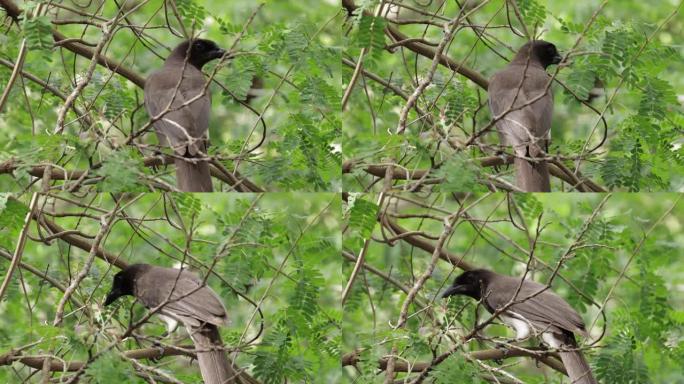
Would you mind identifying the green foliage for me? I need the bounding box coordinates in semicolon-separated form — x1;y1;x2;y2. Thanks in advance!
253;325;310;384
441;80;478;126
517;0;547;28
354;14;386;66
300;75;339;113
0;195;28;249
434;154;485;192
172;193;203;220
638;77;677;120
283;25;310;63
595;329;650;383
346;194;378;238
215;198;275;290
287;263;324;323
428;354;484;383
175;0;207;30
84;353;144;383
83;72;134;121
95;149;148;193
221;56;259;101
22;15;52;52
628;139;643;192
512;193;543;221
262;112;339;191
564;64;596;101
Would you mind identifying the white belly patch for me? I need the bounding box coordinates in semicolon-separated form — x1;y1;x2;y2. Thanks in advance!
500;312;532;340
499;312;563;348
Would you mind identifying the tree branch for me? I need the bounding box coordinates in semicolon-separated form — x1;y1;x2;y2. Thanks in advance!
0;345;195;372
341;347;567;375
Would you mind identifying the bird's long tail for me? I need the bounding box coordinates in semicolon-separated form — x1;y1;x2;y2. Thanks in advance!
174;157;213;192
557;335;597;384
189;324;257;384
514;157;550;192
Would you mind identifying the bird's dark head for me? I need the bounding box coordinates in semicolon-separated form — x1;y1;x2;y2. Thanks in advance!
441;269;492;300
171;39;226;69
104;264;148;306
518;40;562;68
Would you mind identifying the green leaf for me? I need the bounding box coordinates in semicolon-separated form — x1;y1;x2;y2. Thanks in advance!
442;80;477;126
175;0;206;29
346;195;378;239
354;14;385;65
595;329;650;383
287;264;324;323
638;77;677;120
517;0;546;27
434;154;485;192
512;193;543;221
565;65;596;101
428;353;484;383
96;150;148;193
22;15;53;52
299;76;339;112
172;193;203;220
221;56;258;101
85;352;144;383
283;25;309;63
628;139;643;192
0;195;28;249
253;326;310;384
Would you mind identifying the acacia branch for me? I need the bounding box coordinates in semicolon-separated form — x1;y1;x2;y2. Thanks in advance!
343;159;605;192
0;345;195;372
33;210;129;270
0;157;261;192
381;216;475;271
341;348;567;375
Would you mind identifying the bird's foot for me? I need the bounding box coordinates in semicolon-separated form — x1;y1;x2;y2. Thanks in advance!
494;150;508;173
149;341;166;363
493;340;514;364
493;337;524;362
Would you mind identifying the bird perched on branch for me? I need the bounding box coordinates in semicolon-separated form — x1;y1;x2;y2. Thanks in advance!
488;40;562;192
441;269;596;384
104;263;257;384
144;39;226;192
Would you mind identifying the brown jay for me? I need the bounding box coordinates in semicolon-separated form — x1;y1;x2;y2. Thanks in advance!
488;40;562;192
105;264;256;384
144;39;226;192
441;269;596;384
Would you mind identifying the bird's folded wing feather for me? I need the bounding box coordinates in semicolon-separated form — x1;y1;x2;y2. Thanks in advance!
144;68;211;156
485;276;586;336
136;268;228;327
488;66;553;155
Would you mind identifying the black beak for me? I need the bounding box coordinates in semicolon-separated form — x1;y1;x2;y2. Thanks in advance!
552;53;562;65
212;48;227;60
440;285;465;298
104;289;121;306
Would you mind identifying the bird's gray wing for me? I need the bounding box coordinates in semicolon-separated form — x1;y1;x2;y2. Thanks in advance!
136;267;228;328
485;276;585;336
144;67;210;156
488;65;553;156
